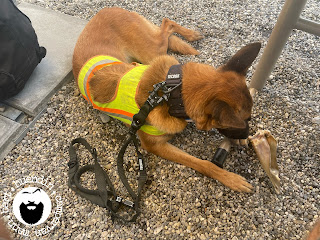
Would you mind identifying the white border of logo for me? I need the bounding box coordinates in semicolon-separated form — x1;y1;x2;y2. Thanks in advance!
1;175;63;237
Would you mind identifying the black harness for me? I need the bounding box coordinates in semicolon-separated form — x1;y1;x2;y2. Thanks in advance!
68;64;187;222
166;65;189;119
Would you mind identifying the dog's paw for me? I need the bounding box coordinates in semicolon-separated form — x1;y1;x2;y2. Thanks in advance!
230;138;249;147
186;31;204;42
221;172;253;193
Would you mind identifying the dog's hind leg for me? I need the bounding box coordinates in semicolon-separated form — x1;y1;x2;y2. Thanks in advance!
159;18;203;55
168;35;200;55
160;18;203;42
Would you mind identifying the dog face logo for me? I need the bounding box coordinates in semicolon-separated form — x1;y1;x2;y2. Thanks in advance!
12;187;52;226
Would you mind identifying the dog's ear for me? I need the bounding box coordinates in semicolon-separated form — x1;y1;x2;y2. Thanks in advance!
206;100;246;129
220;42;261;75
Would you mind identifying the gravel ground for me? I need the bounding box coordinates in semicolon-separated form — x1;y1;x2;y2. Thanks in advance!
1;0;319;239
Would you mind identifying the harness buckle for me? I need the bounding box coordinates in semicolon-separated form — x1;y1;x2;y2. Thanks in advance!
131;120;142;132
116;196;122;202
115;196;134;208
146;81;174;108
123;199;134;208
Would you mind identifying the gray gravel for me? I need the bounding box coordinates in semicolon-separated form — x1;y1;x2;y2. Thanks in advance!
2;0;319;239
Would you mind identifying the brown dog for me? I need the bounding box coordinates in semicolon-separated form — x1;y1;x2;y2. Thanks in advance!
0;217;12;240
307;220;320;240
73;7;261;192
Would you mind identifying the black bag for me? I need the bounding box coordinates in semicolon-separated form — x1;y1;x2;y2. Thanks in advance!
0;0;46;101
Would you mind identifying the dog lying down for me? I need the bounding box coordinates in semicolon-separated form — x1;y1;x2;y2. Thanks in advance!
73;7;261;192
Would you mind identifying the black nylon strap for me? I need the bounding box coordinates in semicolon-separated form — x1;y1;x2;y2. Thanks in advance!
68;137;144;222
68;138;116;208
166;65;189;119
116;132;147;219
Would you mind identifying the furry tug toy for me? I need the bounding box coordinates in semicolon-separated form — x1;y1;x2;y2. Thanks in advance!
212;89;280;194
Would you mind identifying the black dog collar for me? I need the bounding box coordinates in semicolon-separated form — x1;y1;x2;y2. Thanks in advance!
165;65;190;119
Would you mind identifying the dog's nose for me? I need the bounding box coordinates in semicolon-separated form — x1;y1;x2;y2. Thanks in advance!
217;121;249;139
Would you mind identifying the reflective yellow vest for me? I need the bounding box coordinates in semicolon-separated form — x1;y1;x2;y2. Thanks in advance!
77;55;165;136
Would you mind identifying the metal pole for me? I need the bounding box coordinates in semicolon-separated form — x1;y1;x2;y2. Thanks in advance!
249;0;308;90
295;18;320;36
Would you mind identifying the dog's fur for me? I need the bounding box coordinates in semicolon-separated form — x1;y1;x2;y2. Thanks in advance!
307;220;320;240
73;7;261;192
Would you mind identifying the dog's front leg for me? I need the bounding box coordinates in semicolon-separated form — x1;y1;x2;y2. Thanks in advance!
139;132;253;193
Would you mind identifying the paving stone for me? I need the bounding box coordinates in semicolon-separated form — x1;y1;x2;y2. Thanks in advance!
0;116;24;158
0;104;5;112
0;108;47;160
0;104;23;121
4;3;87;116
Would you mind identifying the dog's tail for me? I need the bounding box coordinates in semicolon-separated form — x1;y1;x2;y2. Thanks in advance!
168;35;200;55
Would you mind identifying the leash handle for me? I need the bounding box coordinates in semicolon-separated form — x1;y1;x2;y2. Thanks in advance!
68;138;141;222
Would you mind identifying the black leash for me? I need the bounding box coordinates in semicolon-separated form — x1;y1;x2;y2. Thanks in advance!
68;65;183;222
68;137;141;222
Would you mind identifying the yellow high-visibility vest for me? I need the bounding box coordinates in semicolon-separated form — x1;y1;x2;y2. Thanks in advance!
77;55;165;136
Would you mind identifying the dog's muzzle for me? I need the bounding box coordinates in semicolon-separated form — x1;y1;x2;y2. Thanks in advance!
217;121;249;139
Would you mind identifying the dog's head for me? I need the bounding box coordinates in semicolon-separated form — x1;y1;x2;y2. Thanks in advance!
186;42;261;139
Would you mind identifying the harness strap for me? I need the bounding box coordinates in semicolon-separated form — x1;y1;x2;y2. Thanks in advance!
166;65;189;119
